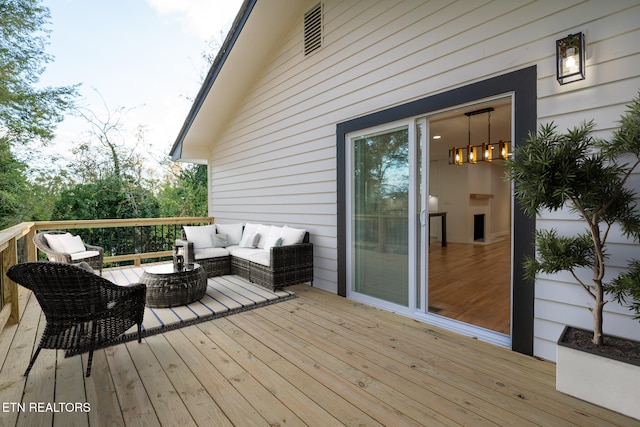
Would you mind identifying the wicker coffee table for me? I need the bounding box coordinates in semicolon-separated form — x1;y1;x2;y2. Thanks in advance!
140;263;207;308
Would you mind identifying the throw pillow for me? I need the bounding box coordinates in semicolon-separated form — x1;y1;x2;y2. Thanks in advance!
240;223;260;247
242;222;260;237
239;232;260;248
263;236;283;252
211;234;229;248
216;223;244;245
184;224;217;249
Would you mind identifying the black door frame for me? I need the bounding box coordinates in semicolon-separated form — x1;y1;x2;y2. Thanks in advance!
336;66;537;355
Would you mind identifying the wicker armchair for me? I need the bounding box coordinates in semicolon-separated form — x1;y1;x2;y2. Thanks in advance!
6;262;146;377
33;231;104;274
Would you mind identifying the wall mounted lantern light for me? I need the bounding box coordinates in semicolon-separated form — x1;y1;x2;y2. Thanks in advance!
556;32;585;85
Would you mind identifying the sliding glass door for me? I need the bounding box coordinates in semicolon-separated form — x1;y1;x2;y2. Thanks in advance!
348;124;414;307
346;100;512;347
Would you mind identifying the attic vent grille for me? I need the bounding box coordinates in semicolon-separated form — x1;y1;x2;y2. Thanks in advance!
304;3;322;56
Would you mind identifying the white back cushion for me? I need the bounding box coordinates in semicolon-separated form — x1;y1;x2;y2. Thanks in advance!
216;223;244;246
44;233;86;254
184;224;217;249
281;226;306;245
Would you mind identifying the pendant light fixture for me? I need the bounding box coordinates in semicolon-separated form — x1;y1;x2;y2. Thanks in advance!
448;106;509;165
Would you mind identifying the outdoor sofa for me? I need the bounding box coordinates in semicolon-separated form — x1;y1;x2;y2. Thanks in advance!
176;223;313;291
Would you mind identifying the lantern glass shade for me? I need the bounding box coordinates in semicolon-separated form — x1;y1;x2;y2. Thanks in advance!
499;141;509;160
556;32;585;85
452;147;464;165
467;145;477;164
482;143;492;162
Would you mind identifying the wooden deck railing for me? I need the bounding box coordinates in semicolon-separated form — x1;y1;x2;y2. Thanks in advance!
0;217;214;332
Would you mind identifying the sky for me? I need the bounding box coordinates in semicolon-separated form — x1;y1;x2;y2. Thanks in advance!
36;0;243;178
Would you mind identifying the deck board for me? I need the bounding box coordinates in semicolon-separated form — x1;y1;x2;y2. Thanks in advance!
0;279;638;426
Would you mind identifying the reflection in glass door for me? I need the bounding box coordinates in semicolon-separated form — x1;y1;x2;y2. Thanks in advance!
349;125;410;306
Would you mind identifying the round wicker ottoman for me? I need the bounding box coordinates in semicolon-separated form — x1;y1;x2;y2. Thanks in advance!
140;263;207;308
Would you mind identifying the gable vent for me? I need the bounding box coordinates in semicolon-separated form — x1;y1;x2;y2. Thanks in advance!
304;3;322;56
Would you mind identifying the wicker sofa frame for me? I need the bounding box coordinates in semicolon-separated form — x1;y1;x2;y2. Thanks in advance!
177;228;313;291
33;230;105;275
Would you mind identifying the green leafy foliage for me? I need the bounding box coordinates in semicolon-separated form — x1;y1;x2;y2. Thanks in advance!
0;0;77;145
523;230;595;281
158;164;208;217
506;92;640;344
0;138;29;228
0;1;207;233
52;174;159;220
609;260;640;320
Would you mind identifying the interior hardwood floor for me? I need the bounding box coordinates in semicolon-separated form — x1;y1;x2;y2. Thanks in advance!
429;237;511;334
1;278;637;426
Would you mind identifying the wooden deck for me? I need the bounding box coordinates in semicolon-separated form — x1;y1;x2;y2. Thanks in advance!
0;280;637;426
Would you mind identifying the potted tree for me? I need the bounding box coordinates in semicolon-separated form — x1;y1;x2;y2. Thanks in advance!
505;93;640;419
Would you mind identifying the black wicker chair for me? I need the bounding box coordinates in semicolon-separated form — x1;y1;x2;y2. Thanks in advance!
6;262;146;377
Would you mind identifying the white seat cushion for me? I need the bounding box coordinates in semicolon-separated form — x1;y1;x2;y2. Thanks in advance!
194;247;229;260
70;250;100;261
227;246;262;260
248;252;270;267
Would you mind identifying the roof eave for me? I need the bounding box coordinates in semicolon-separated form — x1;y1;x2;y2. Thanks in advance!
169;0;257;162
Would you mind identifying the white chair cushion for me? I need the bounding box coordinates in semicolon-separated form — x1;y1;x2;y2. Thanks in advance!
216;223;244;245
64;235;87;253
184;224;217;249
70;250;100;261
194;247;229;260
44;233;71;253
45;233;87;254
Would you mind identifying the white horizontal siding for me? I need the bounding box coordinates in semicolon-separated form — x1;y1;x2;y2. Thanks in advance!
205;0;640;356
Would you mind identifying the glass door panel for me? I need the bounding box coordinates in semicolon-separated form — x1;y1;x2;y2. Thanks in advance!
350;125;409;306
425;99;512;335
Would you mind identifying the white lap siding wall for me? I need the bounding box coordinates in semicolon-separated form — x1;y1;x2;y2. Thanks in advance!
203;0;640;361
